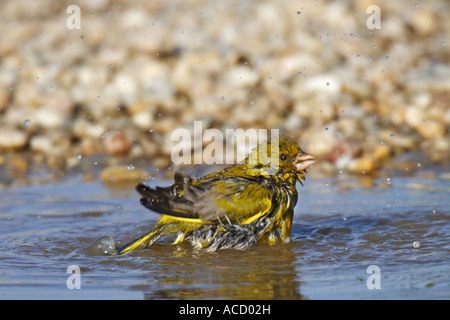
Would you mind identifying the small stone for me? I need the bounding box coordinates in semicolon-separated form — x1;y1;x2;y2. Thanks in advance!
104;130;133;155
100;165;150;185
349;157;377;174
405;107;425;128
372;144;391;161
73;118;106;139
30;135;53;154
416;120;446;139
406;183;431;190
0;128;28;150
223;65;260;88
132;109;154;130
34;108;66;128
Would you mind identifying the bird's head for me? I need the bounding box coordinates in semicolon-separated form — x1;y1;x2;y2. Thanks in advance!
246;136;317;182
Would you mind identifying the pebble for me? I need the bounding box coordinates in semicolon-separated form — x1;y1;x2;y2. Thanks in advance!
416;120;446;139
100;165;150;186
223;66;260;88
349;157;378;175
0;128;28;150
372;144;391;161
103;130;133;156
132;110;155;131
406;183;432;190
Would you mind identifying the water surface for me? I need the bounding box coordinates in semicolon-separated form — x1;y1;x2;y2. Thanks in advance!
0;170;448;299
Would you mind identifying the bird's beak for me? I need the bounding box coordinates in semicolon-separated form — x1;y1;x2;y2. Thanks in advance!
294;152;317;172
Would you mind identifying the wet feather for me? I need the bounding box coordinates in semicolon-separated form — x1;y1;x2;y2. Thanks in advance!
116;136;317;255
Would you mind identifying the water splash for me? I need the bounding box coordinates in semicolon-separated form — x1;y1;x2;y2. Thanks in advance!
85;236;117;256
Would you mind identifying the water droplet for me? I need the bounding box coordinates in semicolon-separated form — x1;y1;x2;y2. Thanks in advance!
356;54;360;59
81;35;84;40
350;33;354;37
23;119;31;128
297;11;302;15
249;100;254;105
326;82;330;86
390;133;396;139
413;241;420;249
441;41;446;47
85;236;117;256
373;45;377;49
415;3;419;7
221;96;225;102
297;72;303;76
417;162;422;168
148;129;153;133
386;178;391;185
76;154;82;160
127;164;134;171
325;127;329;132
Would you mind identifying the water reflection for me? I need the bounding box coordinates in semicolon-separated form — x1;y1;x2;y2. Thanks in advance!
126;243;305;299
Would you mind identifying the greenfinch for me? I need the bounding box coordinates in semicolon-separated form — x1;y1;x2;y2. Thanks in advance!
116;136;316;255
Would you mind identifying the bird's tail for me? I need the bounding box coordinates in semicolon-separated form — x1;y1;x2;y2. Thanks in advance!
115;223;168;255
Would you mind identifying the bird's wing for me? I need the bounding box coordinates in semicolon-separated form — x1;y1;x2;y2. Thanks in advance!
136;172;274;224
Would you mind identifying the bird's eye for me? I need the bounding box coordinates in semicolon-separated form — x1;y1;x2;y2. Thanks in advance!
280;154;288;161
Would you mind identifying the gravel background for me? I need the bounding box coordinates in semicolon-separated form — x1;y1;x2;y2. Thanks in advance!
0;0;449;183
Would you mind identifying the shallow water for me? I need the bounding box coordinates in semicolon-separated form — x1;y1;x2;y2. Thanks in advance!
0;169;449;300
